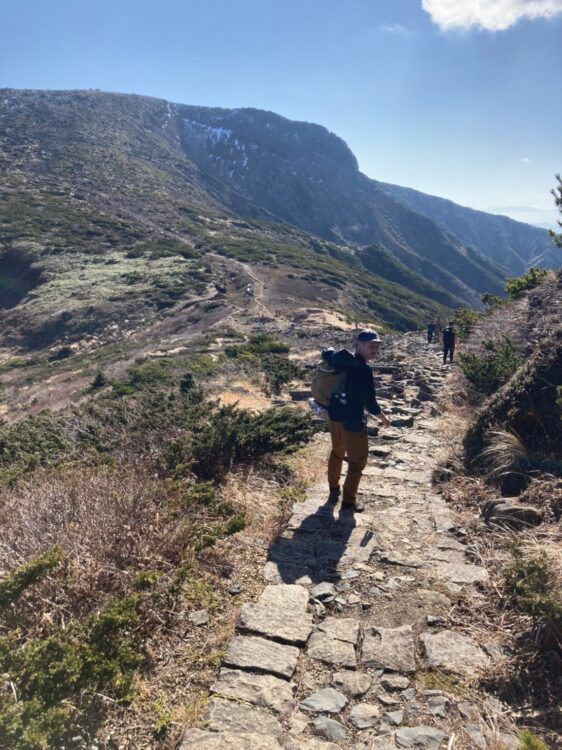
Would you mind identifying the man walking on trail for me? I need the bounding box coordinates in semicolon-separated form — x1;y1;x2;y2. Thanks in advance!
427;320;436;344
327;329;390;512
442;322;456;364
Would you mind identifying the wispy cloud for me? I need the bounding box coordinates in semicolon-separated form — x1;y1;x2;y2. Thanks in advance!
379;23;413;36
521;157;533;164
421;0;562;31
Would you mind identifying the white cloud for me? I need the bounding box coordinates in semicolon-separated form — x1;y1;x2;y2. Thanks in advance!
421;0;562;31
521;157;533;163
379;23;412;36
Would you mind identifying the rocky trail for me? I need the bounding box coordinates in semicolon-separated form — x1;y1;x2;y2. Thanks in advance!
180;337;519;750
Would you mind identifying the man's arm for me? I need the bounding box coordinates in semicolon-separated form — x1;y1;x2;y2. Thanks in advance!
362;369;391;427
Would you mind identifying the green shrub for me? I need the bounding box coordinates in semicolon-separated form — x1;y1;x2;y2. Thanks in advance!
481;292;506;311
504;547;562;624
90;370;108;389
505;268;549;300
0;594;142;749
0;548;64;608
452;308;481;341
223;515;246;535
48;346;74;362
225;334;290;358
112;359;173;396
261;354;302;395
189;405;317;481
519;730;550;750
459;336;523;395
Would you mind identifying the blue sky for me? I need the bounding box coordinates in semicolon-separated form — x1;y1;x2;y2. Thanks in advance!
1;0;561;227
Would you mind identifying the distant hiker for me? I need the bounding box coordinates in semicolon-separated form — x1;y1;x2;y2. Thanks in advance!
318;329;390;512
435;318;442;338
427;320;436;344
442;322;456;364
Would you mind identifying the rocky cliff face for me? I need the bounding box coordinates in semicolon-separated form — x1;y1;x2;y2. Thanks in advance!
174;103;516;305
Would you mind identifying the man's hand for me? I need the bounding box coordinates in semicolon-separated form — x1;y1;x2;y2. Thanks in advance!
378;412;391;428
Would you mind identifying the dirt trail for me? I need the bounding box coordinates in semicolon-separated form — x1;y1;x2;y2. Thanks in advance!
181;334;520;750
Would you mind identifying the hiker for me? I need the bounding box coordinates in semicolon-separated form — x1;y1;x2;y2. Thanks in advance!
442;321;456;364
427;320;436;344
326;329;390;512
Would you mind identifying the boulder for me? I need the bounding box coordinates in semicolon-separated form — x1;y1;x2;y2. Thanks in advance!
482;499;543;528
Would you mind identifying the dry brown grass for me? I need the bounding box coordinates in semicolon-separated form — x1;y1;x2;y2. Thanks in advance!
0;463;190;631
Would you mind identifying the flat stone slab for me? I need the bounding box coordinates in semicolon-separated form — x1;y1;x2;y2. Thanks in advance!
307;631;356;668
420;631;491;675
395;726;447;748
332;671;372;697
238;603;313;644
381;674;410;691
384;709;404;725
300;687;348;714
369;739;399;750
349;702;380;728
312;716;347;743
258;584;309;612
311;582;336;601
180;729;282;749
203;698;282;736
284;740;341;750
269;539;320;568
432;561;489;585
262;561;314;586
362;625;416;673
224;636;299;680
317;617;360;645
211;668;294;715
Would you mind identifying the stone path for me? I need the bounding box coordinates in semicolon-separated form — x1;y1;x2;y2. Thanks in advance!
180;339;518;750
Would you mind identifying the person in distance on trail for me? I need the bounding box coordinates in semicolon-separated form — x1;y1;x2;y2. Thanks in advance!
327;329;391;512
442;321;456;364
427;320;436;344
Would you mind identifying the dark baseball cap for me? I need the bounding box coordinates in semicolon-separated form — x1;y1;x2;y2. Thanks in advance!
357;328;381;342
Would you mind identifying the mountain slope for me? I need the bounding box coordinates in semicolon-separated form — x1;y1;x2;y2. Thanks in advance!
0;88;554;354
0;89;455;353
176;104;508;305
378;181;558;273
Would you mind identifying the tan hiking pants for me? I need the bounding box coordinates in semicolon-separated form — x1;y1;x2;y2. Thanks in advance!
328;421;369;504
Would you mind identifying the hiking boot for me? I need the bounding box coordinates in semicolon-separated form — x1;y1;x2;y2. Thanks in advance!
341;499;364;513
328;488;340;503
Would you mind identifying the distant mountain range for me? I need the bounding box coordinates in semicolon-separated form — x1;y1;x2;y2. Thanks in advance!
0;89;557;348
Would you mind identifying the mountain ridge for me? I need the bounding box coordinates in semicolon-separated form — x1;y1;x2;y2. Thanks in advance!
0;88;556;354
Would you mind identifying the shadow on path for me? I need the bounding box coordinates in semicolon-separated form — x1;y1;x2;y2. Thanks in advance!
267;496;378;586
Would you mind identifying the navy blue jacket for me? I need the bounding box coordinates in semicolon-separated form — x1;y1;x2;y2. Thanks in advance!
327;350;381;432
443;326;456;348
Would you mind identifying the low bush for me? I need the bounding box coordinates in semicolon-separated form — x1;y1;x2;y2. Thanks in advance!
261;354;302;395
452;308;481;341
519;730;550;750
505;268;549;300
48;345;74;362
459;336;523;395
224;333;290;358
187;404;317;482
0;594;143;749
0;548;64;608
504;547;562;626
111;359;173;396
90;370;107;389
